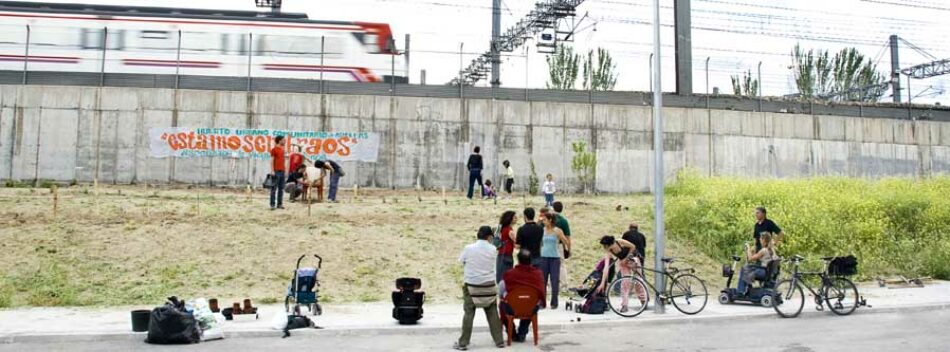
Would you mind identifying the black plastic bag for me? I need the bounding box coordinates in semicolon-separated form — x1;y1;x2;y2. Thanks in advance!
146;304;201;344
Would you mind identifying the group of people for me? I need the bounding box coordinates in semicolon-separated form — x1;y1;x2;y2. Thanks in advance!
267;135;346;209
455;204;786;350
467;146;517;200
455;202;574;350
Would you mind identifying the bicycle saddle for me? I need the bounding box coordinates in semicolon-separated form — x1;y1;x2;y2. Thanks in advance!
821;256;835;261
792;254;805;261
662;257;676;263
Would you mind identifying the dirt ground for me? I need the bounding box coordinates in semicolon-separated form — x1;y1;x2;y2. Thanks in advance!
0;184;719;308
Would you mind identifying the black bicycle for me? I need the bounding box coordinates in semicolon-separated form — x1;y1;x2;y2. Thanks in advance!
772;255;861;318
605;257;708;317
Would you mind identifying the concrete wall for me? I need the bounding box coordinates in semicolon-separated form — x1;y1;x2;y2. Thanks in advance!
2;85;950;193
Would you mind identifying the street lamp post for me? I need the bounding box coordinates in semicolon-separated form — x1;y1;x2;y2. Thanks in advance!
651;0;666;314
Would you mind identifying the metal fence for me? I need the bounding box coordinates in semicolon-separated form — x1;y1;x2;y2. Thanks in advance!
4;70;949;122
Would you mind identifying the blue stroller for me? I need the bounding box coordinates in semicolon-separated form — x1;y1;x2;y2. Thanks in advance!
286;254;323;316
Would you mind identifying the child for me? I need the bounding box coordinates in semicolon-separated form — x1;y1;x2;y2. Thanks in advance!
483;179;497;199
542;174;556;206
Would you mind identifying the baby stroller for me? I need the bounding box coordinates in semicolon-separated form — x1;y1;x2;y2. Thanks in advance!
566;258;614;314
286;254;323;316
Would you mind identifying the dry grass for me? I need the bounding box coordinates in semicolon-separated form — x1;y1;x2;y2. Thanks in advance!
0;184;719;308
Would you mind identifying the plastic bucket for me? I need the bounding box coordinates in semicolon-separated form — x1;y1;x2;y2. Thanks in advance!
131;309;151;332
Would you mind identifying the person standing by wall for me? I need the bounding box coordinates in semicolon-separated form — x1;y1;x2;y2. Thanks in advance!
269;135;287;210
503;160;514;199
455;226;504;350
539;212;570;309
496;210;518;283
542;174;556;207
466;146;484;200
326;160;345;203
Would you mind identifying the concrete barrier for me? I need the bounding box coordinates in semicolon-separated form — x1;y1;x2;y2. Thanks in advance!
2;84;949;193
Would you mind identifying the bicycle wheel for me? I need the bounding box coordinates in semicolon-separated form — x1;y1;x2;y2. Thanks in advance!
606;276;650;318
669;274;708;315
824;277;859;316
772;279;804;318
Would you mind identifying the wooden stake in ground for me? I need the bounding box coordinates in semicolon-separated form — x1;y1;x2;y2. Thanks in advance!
52;184;59;219
442;186;447;205
144;182;150;218
354;184;359;202
246;184;251;202
94;177;100;215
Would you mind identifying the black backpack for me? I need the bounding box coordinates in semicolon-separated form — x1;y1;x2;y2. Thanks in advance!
581;293;607;314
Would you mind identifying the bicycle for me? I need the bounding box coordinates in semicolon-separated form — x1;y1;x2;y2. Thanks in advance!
772;255;863;318
604;256;708;317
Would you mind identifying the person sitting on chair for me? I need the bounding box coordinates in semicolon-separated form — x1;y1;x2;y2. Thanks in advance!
737;232;778;295
499;250;544;343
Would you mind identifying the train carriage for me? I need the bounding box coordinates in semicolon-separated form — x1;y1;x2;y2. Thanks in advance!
0;1;406;83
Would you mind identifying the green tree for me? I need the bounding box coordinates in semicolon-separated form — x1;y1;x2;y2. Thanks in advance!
571;141;597;194
545;44;580;90
582;47;618;91
791;44;887;102
792;44;833;98
731;70;759;97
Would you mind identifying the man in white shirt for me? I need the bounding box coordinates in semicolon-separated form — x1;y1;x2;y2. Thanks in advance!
455;226;504;351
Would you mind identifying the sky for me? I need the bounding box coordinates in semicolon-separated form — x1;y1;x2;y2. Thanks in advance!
11;0;950;104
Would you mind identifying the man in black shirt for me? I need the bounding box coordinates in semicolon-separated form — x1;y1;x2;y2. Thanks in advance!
515;207;544;268
466;146;484;199
753;207;784;251
621;223;647;264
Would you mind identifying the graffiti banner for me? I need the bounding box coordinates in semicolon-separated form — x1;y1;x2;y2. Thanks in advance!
149;127;380;162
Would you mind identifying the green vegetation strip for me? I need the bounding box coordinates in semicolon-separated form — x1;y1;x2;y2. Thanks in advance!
666;172;950;280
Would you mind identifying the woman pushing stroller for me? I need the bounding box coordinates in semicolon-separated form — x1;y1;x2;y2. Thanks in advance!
595;236;647;312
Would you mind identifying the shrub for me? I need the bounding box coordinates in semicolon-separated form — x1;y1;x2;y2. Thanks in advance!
528;161;540;196
571;141;596;194
666;172;950;280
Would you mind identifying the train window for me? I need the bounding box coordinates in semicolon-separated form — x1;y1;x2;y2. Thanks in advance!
29;26;79;48
256;34;320;56
0;25;26;45
140;30;169;40
80;28;125;50
181;32;218;53
363;33;379;53
220;33;249;55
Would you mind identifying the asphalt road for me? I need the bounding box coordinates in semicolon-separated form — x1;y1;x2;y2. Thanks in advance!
3;309;948;352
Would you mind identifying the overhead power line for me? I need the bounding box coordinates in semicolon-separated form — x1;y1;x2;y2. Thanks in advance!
449;0;586;85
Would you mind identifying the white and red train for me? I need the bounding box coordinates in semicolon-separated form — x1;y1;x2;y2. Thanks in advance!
0;1;405;83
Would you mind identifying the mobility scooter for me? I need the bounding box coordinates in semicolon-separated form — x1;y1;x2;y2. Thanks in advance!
719;254;781;307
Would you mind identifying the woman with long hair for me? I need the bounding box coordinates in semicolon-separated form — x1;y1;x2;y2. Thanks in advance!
495;210;518;283
596;235;646;312
738;232;777;295
539;212;570;309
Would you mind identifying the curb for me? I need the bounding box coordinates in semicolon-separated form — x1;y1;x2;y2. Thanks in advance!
4;302;950;344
